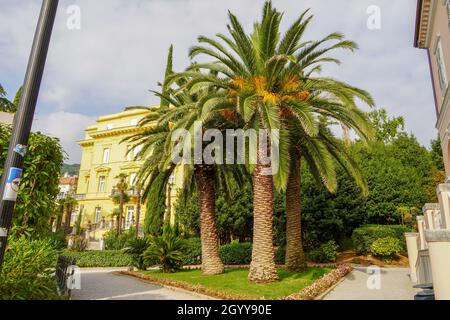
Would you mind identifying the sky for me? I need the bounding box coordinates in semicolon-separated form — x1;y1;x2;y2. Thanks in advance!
0;0;437;163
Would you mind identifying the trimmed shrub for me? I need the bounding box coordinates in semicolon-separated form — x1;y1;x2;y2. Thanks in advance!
219;242;252;265
62;250;133;268
44;230;67;250
182;237;202;265
104;228;136;250
0;237;59;300
307;240;339;263
370;237;401;259
352;224;411;255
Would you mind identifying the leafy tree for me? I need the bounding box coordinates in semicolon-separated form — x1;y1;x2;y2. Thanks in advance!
430;136;445;171
368;109;405;143
0;85;22;113
0;124;64;237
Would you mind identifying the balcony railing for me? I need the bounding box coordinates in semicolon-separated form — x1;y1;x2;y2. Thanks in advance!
74;194;86;200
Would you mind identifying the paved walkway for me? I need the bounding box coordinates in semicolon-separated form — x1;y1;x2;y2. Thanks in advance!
323;267;420;300
71;268;208;300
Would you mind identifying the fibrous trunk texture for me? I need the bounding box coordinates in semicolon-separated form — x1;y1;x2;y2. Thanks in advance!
195;165;224;275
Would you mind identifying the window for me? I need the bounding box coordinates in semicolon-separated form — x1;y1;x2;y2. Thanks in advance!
133;145;142;159
126;145;133;161
125;206;134;229
445;0;450;31
98;176;106;192
129;173;137;186
435;37;448;90
103;148;110;163
95;207;102;224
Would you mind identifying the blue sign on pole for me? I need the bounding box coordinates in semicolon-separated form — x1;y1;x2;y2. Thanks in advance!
3;167;23;201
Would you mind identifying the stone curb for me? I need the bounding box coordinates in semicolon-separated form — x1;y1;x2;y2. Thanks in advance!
118;271;220;300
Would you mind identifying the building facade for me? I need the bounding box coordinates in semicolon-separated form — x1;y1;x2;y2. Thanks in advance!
75;108;182;235
415;0;450;175
58;173;78;200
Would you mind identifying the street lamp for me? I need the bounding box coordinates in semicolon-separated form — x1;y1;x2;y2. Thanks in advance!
0;0;59;271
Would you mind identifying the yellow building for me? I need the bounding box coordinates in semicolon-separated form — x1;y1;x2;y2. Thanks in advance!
75;108;181;235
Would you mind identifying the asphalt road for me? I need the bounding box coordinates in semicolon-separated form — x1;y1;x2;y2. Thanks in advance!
71;268;208;300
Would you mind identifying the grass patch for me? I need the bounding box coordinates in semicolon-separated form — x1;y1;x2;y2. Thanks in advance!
140;267;331;299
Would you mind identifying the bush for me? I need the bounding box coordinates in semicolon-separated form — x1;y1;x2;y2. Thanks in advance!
219;243;252;265
62;250;133;268
104;228;136;250
68;235;88;252
0;237;59;300
352;224;411;255
370;237;401;259
182;237;202;265
43;230;67;250
307;240;339;263
275;246;286;264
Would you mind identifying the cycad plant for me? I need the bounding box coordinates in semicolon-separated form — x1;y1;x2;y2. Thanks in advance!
143;226;185;273
184;1;375;281
124;237;150;270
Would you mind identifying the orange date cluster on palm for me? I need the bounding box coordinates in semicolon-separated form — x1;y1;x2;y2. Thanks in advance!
229;75;310;106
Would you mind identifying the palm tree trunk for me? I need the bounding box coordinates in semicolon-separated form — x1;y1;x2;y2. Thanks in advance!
56;205;63;232
285;157;307;272
135;188;141;238
248;143;279;283
64;203;73;236
117;192;123;235
195;165;224;275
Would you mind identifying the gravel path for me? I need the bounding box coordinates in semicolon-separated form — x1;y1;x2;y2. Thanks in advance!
323;267;420;300
71;269;208;300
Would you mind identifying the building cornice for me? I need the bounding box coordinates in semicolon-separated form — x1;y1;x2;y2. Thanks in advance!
77;125;154;145
97;107;155;123
415;0;435;48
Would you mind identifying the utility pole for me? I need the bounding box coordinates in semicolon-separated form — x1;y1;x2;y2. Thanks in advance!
0;0;59;271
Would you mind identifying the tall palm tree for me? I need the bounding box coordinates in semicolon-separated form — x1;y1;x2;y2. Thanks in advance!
114;173;129;235
123;47;247;275
184;1;375;281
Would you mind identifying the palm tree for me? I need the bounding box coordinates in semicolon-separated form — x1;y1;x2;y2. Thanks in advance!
185;1;375;281
123;47;248;275
113;173;129;235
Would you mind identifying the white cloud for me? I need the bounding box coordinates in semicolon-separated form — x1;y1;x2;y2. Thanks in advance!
32;111;96;163
0;0;438;163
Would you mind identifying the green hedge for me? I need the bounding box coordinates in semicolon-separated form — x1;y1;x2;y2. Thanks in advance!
182;238;202;265
62;250;133;268
352;225;411;255
307;240;339;263
220;243;253;265
181;241;286;266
